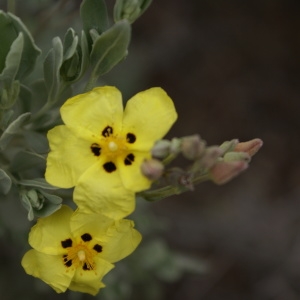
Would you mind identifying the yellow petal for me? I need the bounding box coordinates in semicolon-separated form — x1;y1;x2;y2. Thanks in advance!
122;87;177;151
69;280;105;296
60;86;123;136
21;249;74;293
70;211;141;263
73;163;135;219
45;125;103;188
99;219;142;263
117;151;152;192
29;205;73;255
69;258;113;295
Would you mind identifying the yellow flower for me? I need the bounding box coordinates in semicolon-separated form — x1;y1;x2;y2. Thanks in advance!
45;86;177;194
21;205;141;295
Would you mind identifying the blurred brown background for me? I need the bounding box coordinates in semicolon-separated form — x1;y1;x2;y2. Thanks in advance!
122;1;300;299
1;0;300;299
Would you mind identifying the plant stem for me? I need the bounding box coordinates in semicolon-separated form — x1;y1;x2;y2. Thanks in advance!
138;173;210;202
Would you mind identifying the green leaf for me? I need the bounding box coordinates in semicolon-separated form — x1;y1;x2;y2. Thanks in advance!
63;28;78;61
0;11;18;73
20;188;62;220
38;189;62;205
29;79;47;113
18;178;59;190
10;150;45;173
0;109;14;129
90;20;131;77
43;37;63;102
0;80;20;110
23;130;49;153
0;112;31;150
7;12;41;79
80;0;108;49
0;32;23;82
32;201;62;219
0;168;12;195
61;30;89;83
78;31;90;79
114;0;153;23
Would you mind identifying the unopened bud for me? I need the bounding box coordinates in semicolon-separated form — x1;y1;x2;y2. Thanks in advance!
219;139;239;153
27;189;44;210
223;151;251;163
170;137;182;154
196;146;223;170
151;139;171;158
234;138;263;157
181;134;206;160
209;161;248;185
141;158;164;181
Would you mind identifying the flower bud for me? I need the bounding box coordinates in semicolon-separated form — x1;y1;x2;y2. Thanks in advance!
170;137;182;154
27;189;44;210
223;151;251;163
181;134;206;160
209;161;248;185
234;138;263;157
141;158;164;181
219;139;239;153
114;0;152;23
151;139;171;158
193;146;223;171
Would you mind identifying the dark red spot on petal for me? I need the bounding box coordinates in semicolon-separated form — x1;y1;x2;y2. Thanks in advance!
103;162;116;172
102;126;113;137
126;133;136;143
65;259;72;267
81;233;92;242
91;143;101;156
93;244;102;253
61;238;72;248
124;153;135;165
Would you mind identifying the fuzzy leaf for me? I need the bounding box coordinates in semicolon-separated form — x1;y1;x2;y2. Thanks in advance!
80;0;108;48
10;150;45;173
7;12;41;79
43;37;63;102
23;130;49;153
18;178;59;190
63;28;78;61
90;20;131;77
0;11;18;73
0;112;31;150
0;80;20;110
0;32;23;82
0;168;12;195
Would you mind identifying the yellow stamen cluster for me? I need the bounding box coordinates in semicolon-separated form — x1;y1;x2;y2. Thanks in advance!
65;243;96;271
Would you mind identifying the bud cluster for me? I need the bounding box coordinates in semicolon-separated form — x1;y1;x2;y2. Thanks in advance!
139;136;263;201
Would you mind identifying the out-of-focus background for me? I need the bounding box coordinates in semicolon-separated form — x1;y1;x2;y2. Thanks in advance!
1;0;300;299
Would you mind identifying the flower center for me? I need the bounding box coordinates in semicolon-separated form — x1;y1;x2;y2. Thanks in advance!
61;234;103;272
108;141;118;152
90;125;137;173
63;244;95;271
